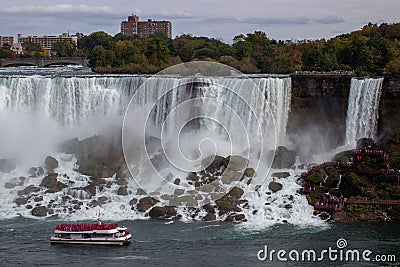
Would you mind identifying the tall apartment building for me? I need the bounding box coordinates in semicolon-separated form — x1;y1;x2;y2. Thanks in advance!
121;15;172;38
0;36;14;47
17;33;78;51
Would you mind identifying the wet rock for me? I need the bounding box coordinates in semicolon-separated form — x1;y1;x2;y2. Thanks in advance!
186;172;199;182
178;195;197;207
268;181;283;192
34;196;43;202
15;197;28;205
32;206;49;217
17;185;41;196
244;168;256;177
62;135;124;179
137;197;159;212
224;155;249;171
174;189;185;196
29;167;44;178
221;170;243;184
272;146;296;169
5;182;16;189
173;178;181;185
45;156;59;173
26;205;33;209
203;212;216;221
98;196;108;205
215;197;242;215
149;206;177;220
160;194;173;201
5;177;25;189
200;184;214;193
83;184;97;197
0;158;16;173
226;213;246;222
117;186;128;196
202;155;225;172
129;198;138;206
202;204;215;214
116;178;127;186
272;172;291;179
136;188;147;195
228;187;244;199
40;174;67;194
40;173;59;188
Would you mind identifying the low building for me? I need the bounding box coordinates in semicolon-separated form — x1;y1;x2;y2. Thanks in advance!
17;33;78;52
0;36;14;47
121;15;172;38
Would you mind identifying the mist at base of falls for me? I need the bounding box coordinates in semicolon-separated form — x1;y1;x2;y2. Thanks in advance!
0;68;384;228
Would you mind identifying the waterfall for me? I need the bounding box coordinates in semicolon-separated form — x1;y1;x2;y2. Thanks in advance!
345;77;383;147
0;75;291;139
0;71;327;227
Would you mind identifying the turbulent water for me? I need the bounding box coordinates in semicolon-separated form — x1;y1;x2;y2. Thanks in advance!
0;67;321;227
0;67;386;229
345;77;383;147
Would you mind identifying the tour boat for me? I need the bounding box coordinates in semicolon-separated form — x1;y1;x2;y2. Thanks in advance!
50;220;132;246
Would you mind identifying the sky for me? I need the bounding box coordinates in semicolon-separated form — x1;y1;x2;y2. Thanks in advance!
0;0;399;42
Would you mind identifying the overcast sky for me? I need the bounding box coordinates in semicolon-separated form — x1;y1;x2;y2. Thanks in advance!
0;0;399;42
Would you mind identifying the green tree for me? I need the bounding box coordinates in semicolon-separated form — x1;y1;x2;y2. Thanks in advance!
52;41;77;57
0;47;15;58
90;45;107;67
79;31;113;55
22;42;46;57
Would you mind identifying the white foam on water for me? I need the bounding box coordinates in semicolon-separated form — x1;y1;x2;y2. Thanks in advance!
0;71;329;229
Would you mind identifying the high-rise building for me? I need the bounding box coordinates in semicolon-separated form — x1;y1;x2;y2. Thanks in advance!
0;36;14;47
121;15;172;38
17;33;78;51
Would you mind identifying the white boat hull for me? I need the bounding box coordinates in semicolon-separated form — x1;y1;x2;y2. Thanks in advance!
50;235;132;246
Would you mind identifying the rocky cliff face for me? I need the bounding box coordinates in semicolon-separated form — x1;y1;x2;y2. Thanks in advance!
288;75;351;154
379;78;400;141
289;76;400;154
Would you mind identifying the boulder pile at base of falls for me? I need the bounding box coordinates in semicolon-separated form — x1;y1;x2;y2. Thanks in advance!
6;133;299;221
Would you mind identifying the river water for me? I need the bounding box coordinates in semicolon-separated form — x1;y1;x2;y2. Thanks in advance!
0;219;399;266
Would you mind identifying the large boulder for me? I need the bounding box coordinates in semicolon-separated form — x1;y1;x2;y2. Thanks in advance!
268;181;283;192
62;135;124;179
202;155;225;172
117;186;129;196
45;156;59;173
40;173;67;193
272;146;296;169
244;168;256;177
271;172;291;179
17;185;41;196
15;197;28;205
221;170;243;184
224;155;249;171
137;197;159;212
149;206;177;220
32;206;49;217
228;187;244;199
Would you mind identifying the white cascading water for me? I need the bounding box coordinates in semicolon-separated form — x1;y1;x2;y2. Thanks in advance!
345;77;383;147
0;72;323;227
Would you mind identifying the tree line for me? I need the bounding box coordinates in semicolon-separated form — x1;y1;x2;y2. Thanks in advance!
1;22;400;76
